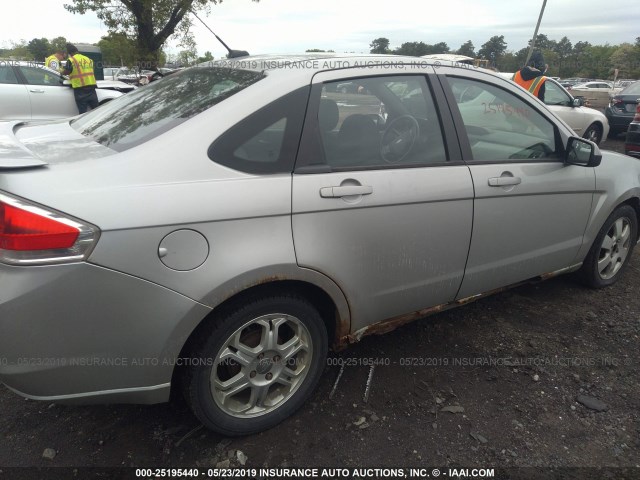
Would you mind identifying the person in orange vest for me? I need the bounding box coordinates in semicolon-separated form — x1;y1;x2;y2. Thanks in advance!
512;51;547;102
61;43;98;114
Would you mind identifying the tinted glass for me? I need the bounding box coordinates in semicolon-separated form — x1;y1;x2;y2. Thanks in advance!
0;65;18;84
317;75;447;170
72;67;265;151
209;86;310;174
622;81;640;95
18;66;61;86
544;81;571;106
447;77;558;162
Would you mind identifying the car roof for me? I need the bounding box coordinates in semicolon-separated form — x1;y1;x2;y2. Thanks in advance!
204;53;473;73
1;60;61;75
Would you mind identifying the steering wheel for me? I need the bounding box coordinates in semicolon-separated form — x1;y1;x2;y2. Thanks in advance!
458;86;475;103
380;115;420;163
527;142;554;159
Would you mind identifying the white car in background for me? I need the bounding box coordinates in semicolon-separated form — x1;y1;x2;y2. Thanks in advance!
0;61;132;121
570;81;614;93
499;74;609;144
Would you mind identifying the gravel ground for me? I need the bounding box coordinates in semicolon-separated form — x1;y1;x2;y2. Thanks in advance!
1;137;638;478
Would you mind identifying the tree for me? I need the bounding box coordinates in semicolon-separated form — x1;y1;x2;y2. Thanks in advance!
553;36;573;77
370;38;390;54
528;33;556;52
478;35;507;66
27;38;51;62
7;40;33;60
457;40;475;57
177;48;198;67
64;0;258;67
197;50;214;63
393;41;448;56
610;43;640;79
50;37;68;53
430;42;449;54
394;41;430;56
98;33;138;66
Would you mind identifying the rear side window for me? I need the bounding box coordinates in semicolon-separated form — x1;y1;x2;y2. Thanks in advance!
71;67;265;151
208;86;310;174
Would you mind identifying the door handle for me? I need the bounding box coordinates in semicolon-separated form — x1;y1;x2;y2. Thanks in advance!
29;89;45;93
320;185;373;198
488;176;521;187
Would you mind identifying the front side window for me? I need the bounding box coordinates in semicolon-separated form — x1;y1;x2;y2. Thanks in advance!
314;75;447;170
544;81;571;107
18;66;61;86
72;67;265;151
447;76;558;162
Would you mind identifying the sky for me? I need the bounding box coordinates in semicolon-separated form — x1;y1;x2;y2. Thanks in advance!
1;0;637;59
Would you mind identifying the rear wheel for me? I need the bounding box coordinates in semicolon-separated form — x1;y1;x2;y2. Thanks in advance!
583;123;602;145
578;205;637;288
184;294;328;436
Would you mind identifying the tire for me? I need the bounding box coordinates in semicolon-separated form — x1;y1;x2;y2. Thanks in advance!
607;128;622;139
583;123;603;145
184;294;328;436
578;205;637;288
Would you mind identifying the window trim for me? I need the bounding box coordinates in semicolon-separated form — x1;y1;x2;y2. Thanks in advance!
439;74;565;164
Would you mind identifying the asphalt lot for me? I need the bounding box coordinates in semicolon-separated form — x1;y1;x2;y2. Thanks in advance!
0;136;638;477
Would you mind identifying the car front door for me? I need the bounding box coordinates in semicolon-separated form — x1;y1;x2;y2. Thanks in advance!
0;65;31;120
440;72;595;299
544;79;587;134
292;69;475;332
16;66;78;119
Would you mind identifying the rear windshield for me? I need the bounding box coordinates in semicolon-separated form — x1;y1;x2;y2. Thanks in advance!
71;67;265;151
622;81;640;95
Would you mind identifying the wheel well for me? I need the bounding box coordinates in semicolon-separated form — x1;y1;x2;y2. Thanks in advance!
169;280;339;399
98;98;112;105
622;197;640;241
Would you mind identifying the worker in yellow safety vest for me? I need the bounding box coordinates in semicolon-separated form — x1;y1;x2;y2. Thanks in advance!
62;43;98;114
512;51;547;102
45;50;65;73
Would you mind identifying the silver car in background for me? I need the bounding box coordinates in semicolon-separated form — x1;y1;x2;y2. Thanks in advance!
1;54;639;436
0;61;131;121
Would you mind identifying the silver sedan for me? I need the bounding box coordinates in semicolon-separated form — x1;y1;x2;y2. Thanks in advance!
0;54;638;436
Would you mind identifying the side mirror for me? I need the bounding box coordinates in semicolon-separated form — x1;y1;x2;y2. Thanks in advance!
565;137;601;167
573;97;584;107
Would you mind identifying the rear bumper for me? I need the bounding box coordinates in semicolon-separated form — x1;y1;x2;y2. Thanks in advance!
626;123;640;158
605;108;634;131
0;262;210;403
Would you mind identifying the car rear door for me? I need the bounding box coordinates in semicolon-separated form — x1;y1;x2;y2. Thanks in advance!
292;68;474;332
0;65;31;120
16;66;78;120
438;68;595;299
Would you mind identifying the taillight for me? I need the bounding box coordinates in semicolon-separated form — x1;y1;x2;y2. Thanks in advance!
634;103;640;122
0;192;99;265
610;96;624;108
